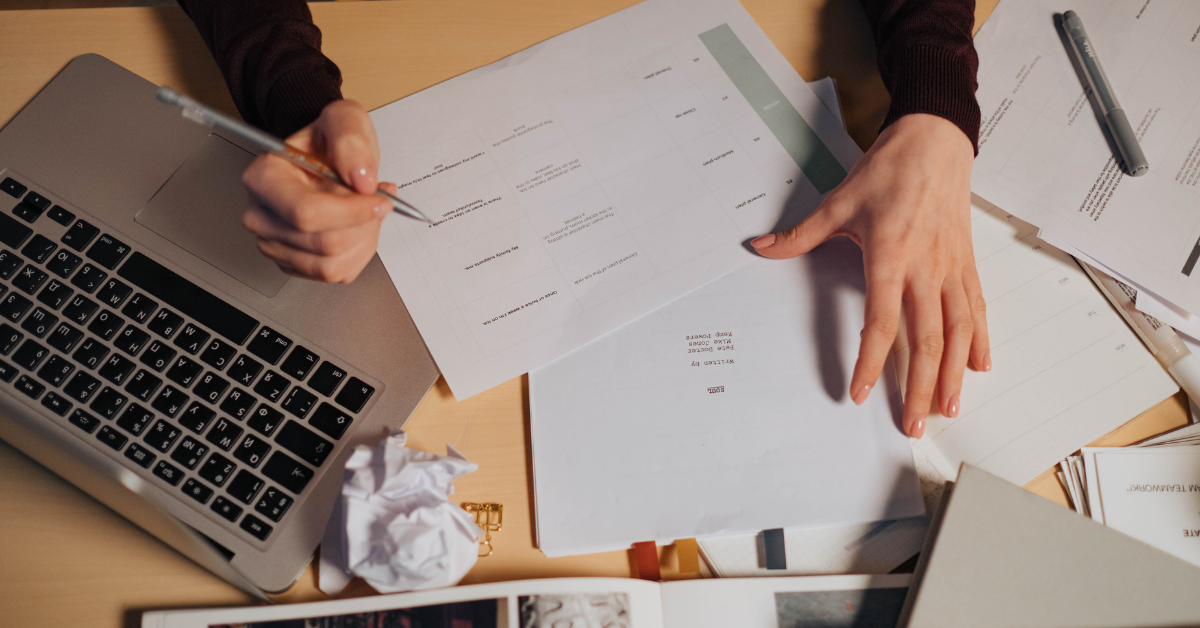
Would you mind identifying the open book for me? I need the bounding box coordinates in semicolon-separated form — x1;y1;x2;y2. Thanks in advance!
142;574;909;628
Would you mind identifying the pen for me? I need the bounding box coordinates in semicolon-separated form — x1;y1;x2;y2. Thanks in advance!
1062;10;1148;177
156;86;432;224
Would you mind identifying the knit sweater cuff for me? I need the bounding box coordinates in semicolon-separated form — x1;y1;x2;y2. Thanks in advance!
262;67;343;138
881;45;981;154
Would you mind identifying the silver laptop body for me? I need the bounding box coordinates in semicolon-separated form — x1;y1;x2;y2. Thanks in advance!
0;54;438;595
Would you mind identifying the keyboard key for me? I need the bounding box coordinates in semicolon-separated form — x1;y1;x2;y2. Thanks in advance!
143;419;181;453
98;353;135;385
123;442;156;469
165;355;203;387
206;418;243;451
121;293;157;324
0;293;31;323
86;309;123;340
0;211;32;249
112;254;253;348
21;234;55;263
113;325;150;356
239;514;272;541
247;327;291;364
194;372;229;404
115;403;154;436
61;219;99;252
178;401;215;434
147;309;183;340
219;387;256;420
279;346;319;380
47;205;74;227
72;337;109;370
199;453;236;487
335;377;375;413
36;355;74;387
12;264;48;294
226;470;265;505
45;249;82;279
200;337;237;370
281;386;316;419
70;264;106;293
62;295;97;325
150;385;187;417
12;339;48;370
21;307;57;338
13;202;44;223
211;496;243;522
68;408;100;434
89;386;127;419
0;359;16;383
139;340;176;372
63;371;101;403
254;487;293;522
14;374;44;398
173;324;209;355
125;369;162;402
96;425;127;451
22;191;50;211
233;433;271;468
47;322;83;353
0;323;22;354
247;404;283;437
310;403;353;439
181;478;213;504
0;177;26;198
96;278;131;308
37;280;72;310
253;370;289;403
40;391;71;416
152;460;184;486
307;361;347;397
275;420;332;467
262;451;313;494
0;249;21;280
86;234;130;270
227;354;262;387
171;436;208;470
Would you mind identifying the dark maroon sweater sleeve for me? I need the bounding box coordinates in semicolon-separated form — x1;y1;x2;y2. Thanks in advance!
177;0;343;138
860;0;981;151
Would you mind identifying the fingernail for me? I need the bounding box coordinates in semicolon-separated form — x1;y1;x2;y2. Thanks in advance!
376;200;392;216
983;353;993;372
909;417;925;438
351;167;376;193
750;234;776;249
946;394;959;418
851;383;871;405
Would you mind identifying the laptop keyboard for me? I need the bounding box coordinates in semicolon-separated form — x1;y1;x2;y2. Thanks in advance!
0;174;380;548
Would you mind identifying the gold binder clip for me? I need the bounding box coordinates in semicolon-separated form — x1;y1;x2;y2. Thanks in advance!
462;503;503;557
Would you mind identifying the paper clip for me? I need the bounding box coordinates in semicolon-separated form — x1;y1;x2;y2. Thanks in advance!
462;503;503;557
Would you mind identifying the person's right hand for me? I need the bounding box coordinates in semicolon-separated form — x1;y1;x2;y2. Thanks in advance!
242;99;393;284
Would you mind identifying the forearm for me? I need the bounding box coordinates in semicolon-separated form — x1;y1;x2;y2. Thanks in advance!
859;0;981;151
177;0;343;137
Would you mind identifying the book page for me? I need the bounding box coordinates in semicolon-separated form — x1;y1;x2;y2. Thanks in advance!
371;0;860;399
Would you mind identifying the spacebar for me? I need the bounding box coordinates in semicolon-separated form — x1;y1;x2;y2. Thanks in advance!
117;252;260;345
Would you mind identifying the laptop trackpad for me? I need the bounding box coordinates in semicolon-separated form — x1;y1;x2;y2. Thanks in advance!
135;134;288;298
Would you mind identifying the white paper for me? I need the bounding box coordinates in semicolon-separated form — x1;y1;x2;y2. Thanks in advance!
895;197;1178;487
371;0;861;399
529;236;922;557
970;0;1200;315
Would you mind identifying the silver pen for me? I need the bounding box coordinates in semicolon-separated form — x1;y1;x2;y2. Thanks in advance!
156;86;432;223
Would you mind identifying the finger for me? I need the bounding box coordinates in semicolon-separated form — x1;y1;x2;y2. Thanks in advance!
311;100;381;194
849;254;904;406
937;281;973;419
963;262;991;372
244;203;383;256
256;237;377;284
902;283;944;439
750;200;843;259
244;155;390;232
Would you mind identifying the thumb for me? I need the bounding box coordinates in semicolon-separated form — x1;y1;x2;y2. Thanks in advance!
315;99;381;195
750;203;840;259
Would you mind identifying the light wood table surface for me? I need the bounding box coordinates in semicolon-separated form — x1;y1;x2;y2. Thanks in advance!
0;1;1188;626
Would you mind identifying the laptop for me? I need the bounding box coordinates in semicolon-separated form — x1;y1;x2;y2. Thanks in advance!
0;54;439;595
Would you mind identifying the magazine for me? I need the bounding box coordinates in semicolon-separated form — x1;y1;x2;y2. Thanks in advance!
142;575;909;628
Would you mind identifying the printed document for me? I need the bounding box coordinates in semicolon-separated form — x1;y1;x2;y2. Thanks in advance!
371;0;860;398
529;238;923;557
971;1;1200;314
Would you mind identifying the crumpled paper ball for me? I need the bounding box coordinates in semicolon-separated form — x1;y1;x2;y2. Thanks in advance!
319;430;483;595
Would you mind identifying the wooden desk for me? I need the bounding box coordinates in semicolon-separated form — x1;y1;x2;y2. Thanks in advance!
0;1;1188;626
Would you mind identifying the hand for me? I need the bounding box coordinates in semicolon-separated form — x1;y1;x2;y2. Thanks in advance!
242;99;392;283
751;113;989;438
